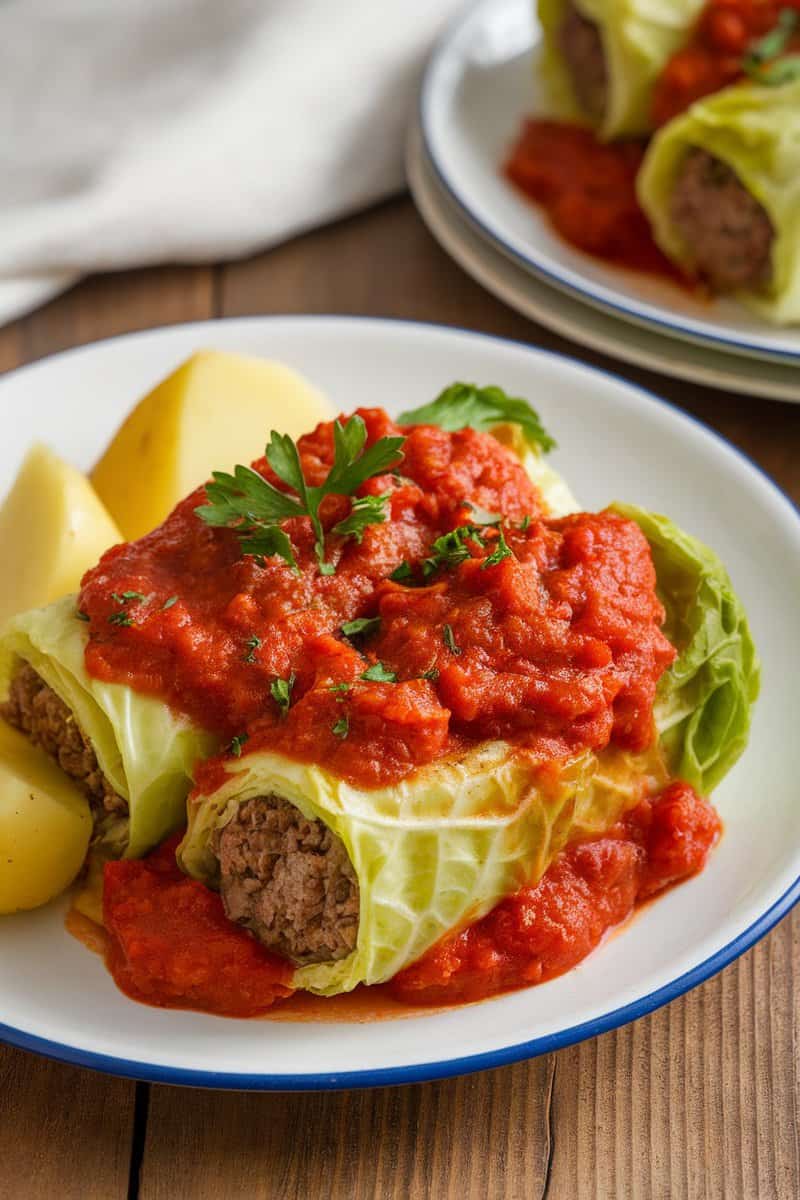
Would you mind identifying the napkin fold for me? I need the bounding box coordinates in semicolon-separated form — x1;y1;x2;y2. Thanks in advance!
0;0;461;325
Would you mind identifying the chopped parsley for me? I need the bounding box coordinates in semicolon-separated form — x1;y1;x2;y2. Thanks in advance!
195;415;404;576
742;11;800;83
331;715;350;739
270;672;296;718
442;624;461;655
75;610;90;622
420;667;440;682
482;527;513;569
108;611;133;627
340;616;381;639
161;595;179;610
518;515;532;532
111;590;147;605
328;682;352;697
390;561;414;583
361;662;397;683
243;635;262;664
228;733;249;757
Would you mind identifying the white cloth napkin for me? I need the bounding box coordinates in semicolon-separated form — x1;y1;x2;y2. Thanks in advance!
0;0;461;326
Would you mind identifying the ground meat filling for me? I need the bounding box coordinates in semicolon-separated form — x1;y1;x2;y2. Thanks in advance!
1;662;126;817
670;148;774;292
558;1;608;121
216;795;360;965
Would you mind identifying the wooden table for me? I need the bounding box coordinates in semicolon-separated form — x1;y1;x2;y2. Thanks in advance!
1;197;798;1200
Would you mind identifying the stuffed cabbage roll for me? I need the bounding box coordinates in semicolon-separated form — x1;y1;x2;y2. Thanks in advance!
637;78;800;322
0;596;217;857
538;0;705;138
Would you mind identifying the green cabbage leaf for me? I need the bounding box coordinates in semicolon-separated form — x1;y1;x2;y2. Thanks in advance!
637;78;800;324
179;740;662;995
537;0;705;139
614;504;760;793
0;595;218;857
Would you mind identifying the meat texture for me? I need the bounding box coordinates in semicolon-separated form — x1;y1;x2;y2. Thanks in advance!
558;0;608;121
670;148;774;292
1;662;126;815
217;795;360;964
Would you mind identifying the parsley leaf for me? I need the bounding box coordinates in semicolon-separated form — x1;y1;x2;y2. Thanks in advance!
422;526;481;577
76;610;90;622
195;416;404;575
331;493;390;545
229;733;249;757
162;595;179;610
743;9;798;72
746;53;800;84
442;624;461;655
108;611;133;627
420;667;440;681
331;715;350;739
340;616;381;638
361;662;397;683
270;672;296;718
518;515;532;532
482;527;513;569
111;590;147;605
328;682;352;696
399;383;555;454
390;561;414;583
243;635;262;664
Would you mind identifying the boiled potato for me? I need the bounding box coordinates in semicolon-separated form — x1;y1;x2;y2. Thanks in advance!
0;720;92;914
91;350;333;541
0;444;122;628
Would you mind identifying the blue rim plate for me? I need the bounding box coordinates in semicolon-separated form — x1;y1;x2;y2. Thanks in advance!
0;316;798;1089
420;0;800;366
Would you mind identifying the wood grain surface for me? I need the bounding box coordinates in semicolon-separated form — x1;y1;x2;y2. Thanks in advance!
0;197;798;1200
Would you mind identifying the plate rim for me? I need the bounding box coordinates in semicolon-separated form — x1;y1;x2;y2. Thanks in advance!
0;313;798;1090
405;122;800;403
419;0;800;366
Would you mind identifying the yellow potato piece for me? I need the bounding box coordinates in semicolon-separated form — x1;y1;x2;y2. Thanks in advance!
0;444;122;629
0;720;92;914
91;350;333;541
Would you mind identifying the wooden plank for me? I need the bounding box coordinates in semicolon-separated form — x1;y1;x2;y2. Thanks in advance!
141;1056;555;1200
0;1047;136;1200
0;261;215;1200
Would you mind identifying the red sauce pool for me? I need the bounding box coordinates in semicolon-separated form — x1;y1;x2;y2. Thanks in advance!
80;412;675;790
94;783;719;1017
504;120;691;285
653;0;800;127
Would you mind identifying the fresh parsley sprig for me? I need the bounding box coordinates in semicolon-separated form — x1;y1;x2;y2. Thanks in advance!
270;672;296;718
742;9;800;83
399;383;555;453
195;415;404;575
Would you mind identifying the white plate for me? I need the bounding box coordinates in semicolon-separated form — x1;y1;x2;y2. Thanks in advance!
0;316;798;1089
407;123;800;403
421;0;800;365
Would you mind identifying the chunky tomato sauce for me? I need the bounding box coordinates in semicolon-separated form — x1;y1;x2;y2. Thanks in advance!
103;835;293;1016
81;410;674;790
653;0;800;127
504;121;690;284
390;782;721;1005
100;783;719;1016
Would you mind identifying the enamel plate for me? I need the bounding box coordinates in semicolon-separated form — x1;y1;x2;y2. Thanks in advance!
420;0;800;365
0;317;798;1089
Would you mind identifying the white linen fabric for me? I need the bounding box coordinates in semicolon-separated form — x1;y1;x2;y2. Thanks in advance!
0;0;461;325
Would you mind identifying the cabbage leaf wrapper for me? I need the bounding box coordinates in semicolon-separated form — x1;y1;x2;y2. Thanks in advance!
615;504;760;794
179;740;666;995
0;595;217;858
637;79;800;324
538;0;705;139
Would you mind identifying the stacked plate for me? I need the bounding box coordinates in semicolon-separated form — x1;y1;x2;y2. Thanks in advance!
409;0;800;402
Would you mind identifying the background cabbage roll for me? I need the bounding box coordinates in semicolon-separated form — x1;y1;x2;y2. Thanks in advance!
179;508;758;997
0;596;217;857
538;0;705;139
637;79;800;323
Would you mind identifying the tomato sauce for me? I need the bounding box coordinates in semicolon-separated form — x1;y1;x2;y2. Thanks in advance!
390;782;721;1006
504;121;690;284
103;835;293;1016
80;412;674;790
653;0;800;127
